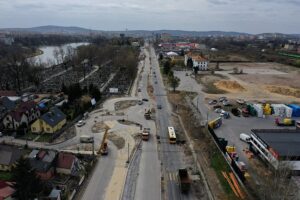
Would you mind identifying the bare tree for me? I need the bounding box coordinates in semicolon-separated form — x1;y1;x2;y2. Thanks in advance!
258;162;298;200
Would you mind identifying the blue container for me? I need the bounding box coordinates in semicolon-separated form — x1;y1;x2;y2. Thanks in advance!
288;104;300;117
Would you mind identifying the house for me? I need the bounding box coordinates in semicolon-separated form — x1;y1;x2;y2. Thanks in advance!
28;149;57;180
2;101;40;130
0;181;15;200
0;145;24;171
184;52;209;71
48;189;61;200
31;107;66;134
56;152;80;176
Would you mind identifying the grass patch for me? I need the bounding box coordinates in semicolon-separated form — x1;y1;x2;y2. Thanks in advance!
36;134;53;143
210;150;238;200
195;74;228;94
0;171;13;181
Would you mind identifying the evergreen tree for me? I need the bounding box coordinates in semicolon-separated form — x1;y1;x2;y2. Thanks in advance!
12;158;43;200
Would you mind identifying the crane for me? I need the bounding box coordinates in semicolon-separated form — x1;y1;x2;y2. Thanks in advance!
98;127;110;155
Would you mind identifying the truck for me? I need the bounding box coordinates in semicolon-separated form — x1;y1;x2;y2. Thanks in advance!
208;117;222;129
178;169;191;193
144;109;151;120
142;128;150;141
275;118;295;126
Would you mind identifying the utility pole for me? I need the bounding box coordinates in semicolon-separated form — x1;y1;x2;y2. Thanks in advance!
92;137;95;158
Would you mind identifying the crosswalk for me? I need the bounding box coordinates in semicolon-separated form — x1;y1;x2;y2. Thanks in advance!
167;172;178;181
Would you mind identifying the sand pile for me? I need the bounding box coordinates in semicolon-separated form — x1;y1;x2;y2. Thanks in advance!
265;85;300;98
214;80;245;92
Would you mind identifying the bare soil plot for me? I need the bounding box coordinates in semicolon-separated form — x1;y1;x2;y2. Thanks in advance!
115;100;138;111
195;74;228;94
203;62;300;103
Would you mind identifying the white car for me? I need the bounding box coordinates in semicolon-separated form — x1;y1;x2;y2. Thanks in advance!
77;120;85;127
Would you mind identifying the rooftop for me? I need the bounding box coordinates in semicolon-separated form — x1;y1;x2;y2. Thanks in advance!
251;129;300;157
40;107;66;127
0;145;24;166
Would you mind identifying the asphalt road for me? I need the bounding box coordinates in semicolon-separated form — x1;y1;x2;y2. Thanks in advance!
148;45;195;200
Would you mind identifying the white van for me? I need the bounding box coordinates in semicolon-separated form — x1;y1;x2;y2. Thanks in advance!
240;133;251;143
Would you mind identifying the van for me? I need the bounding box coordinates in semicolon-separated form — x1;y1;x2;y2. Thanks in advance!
240;133;250;143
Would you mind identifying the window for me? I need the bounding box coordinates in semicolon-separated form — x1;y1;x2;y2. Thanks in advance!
47;128;50;131
32;127;36;131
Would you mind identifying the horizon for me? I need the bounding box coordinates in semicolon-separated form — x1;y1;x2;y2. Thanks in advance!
0;0;299;34
1;25;300;35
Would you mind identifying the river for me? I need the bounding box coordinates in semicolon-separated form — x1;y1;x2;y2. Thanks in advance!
30;42;89;67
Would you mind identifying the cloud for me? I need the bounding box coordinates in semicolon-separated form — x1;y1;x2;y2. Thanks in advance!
0;0;299;33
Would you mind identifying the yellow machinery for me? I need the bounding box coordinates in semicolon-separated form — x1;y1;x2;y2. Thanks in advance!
98;127;110;155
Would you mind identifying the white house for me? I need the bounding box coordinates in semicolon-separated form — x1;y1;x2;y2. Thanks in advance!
184;53;209;71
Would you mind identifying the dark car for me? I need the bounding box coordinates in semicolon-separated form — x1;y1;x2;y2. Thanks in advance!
157;105;162;109
142;98;149;102
213;105;222;109
208;100;218;105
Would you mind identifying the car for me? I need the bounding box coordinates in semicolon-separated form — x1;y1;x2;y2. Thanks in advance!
208;100;218;105
215;108;223;113
76;120;85;127
236;99;245;104
155;81;158;84
157;105;162;109
138;101;143;105
223;100;229;106
213;105;222;109
142;98;149;102
138;88;141;92
0;132;2;137
185;73;189;76
219;97;227;102
220;111;230;119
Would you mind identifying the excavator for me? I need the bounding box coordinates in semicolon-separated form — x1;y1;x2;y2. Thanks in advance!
98;127;110;155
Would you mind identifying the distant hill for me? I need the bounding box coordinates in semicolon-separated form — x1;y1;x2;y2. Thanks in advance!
0;25;299;38
0;25;100;35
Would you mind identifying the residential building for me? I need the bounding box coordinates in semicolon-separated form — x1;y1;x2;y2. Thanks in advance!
56;152;80;176
28;149;57;180
2;101;40;130
31;107;66;134
0;145;24;171
184;52;209;70
0;181;15;200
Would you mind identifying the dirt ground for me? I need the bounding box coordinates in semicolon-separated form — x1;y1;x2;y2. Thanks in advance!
107;132;125;149
203;62;300;103
115;100;138;111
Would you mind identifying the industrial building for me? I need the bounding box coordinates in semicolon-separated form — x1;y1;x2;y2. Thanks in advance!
250;129;300;172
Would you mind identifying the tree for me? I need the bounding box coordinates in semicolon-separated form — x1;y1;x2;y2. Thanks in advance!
163;60;171;75
12;158;43;200
257;162;298;200
193;66;199;75
168;75;180;92
187;58;193;68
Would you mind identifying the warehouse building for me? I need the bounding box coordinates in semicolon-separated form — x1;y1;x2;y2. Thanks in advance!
250;129;300;172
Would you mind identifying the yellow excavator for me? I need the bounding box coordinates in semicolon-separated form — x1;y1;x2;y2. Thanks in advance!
98;127;109;155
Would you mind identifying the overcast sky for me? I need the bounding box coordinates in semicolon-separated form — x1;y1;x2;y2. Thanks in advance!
0;0;299;34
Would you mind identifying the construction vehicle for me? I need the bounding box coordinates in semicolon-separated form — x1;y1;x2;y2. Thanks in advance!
98;127;110;155
275;118;295;126
144;109;151;120
142;128;150;141
178;169;191;193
